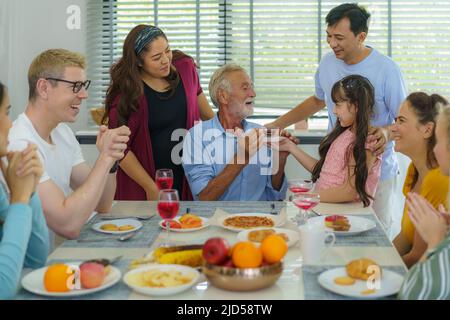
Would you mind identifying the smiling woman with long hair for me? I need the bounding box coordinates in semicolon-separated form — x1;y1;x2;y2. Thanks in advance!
0;82;49;299
392;92;449;268
398;104;450;300
104;25;214;201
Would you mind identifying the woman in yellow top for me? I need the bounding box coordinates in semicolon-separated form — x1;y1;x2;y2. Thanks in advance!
392;92;449;268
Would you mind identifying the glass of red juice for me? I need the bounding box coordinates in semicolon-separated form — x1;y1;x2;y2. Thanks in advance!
292;192;320;225
155;169;174;190
157;189;179;247
288;179;315;201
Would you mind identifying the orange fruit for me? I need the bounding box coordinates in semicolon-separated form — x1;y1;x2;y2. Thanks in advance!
44;264;75;292
231;241;263;268
261;234;288;264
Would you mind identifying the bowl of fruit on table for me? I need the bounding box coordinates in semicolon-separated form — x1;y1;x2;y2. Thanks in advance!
201;236;287;291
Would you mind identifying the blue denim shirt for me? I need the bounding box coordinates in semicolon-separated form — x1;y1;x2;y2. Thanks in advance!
182;114;287;201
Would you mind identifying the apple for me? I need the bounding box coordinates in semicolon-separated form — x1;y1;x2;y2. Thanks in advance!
202;238;230;265
79;262;106;289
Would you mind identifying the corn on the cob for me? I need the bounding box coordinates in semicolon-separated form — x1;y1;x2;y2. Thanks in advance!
157;249;204;267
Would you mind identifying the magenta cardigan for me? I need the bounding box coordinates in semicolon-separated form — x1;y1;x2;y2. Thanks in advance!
108;57;202;200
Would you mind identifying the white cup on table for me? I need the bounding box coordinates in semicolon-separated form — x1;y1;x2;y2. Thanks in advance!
298;224;335;264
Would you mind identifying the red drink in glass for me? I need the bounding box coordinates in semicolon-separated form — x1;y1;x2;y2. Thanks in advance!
293;199;319;210
157;201;179;220
156;177;174;190
289;186;311;193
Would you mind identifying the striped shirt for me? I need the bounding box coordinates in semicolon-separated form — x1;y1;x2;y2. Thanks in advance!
398;234;450;300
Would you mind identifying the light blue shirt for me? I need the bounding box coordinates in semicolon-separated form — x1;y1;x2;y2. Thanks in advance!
315;47;408;181
0;186;49;300
182;114;287;201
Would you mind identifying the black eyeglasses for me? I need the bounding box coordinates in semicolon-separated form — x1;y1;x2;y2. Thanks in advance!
45;78;91;93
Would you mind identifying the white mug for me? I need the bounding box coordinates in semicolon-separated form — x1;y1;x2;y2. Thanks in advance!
298;224;335;264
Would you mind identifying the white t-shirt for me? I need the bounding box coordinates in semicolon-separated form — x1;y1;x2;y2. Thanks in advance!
9;113;85;196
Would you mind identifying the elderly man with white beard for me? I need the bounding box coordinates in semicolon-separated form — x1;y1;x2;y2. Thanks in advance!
182;63;289;201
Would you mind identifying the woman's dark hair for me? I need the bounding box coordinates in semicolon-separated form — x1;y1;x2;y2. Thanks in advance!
326;3;371;36
103;24;193;126
311;75;375;207
405;92;448;187
0;82;5;107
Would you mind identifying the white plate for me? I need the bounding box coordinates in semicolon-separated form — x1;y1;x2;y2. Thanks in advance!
237;227;299;247
123;264;200;296
92;218;143;234
158;216;210;233
21;262;121;297
218;213;284;232
307;216;376;236
318;267;404;299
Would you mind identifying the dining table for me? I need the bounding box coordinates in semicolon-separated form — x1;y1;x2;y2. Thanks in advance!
17;200;407;300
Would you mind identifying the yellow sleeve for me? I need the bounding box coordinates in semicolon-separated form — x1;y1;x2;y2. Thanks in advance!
420;168;449;210
401;166;449;244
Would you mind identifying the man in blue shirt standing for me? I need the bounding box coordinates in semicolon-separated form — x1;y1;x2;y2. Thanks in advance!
266;3;408;237
182;64;288;201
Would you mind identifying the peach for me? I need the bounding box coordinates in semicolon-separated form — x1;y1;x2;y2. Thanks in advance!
79;262;106;289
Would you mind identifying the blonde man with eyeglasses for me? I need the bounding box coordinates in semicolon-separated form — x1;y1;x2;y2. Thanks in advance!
8;49;130;243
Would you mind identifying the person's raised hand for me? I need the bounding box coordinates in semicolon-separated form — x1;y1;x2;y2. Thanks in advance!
367;126;388;156
407;192;448;248
4;152;35;203
16;143;43;190
96;125;131;162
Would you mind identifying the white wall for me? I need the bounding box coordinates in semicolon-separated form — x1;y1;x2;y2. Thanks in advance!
0;0;87;131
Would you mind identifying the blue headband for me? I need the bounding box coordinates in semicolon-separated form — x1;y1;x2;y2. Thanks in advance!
134;26;165;55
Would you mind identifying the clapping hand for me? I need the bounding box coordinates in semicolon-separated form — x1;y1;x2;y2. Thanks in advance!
96;125;131;162
0;143;43;203
407;192;449;248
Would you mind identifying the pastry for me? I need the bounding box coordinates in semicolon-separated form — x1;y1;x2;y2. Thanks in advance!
100;223;119;231
224;216;275;229
118;225;135;231
334;276;356;286
248;229;290;243
346;258;381;280
248;229;276;242
276;233;290;242
324;215;351;231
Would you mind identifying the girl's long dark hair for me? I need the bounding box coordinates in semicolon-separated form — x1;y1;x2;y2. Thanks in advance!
103;24;193;126
406;92;448;188
311;75;375;207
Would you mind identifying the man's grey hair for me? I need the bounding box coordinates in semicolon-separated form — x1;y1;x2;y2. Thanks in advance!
208;63;247;108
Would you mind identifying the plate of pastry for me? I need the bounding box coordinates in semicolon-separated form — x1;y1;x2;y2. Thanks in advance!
159;214;210;233
237;227;299;248
307;215;376;236
317;258;404;299
217;213;284;232
92;218;143;234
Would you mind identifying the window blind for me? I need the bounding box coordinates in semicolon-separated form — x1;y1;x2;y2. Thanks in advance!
86;0;450;128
